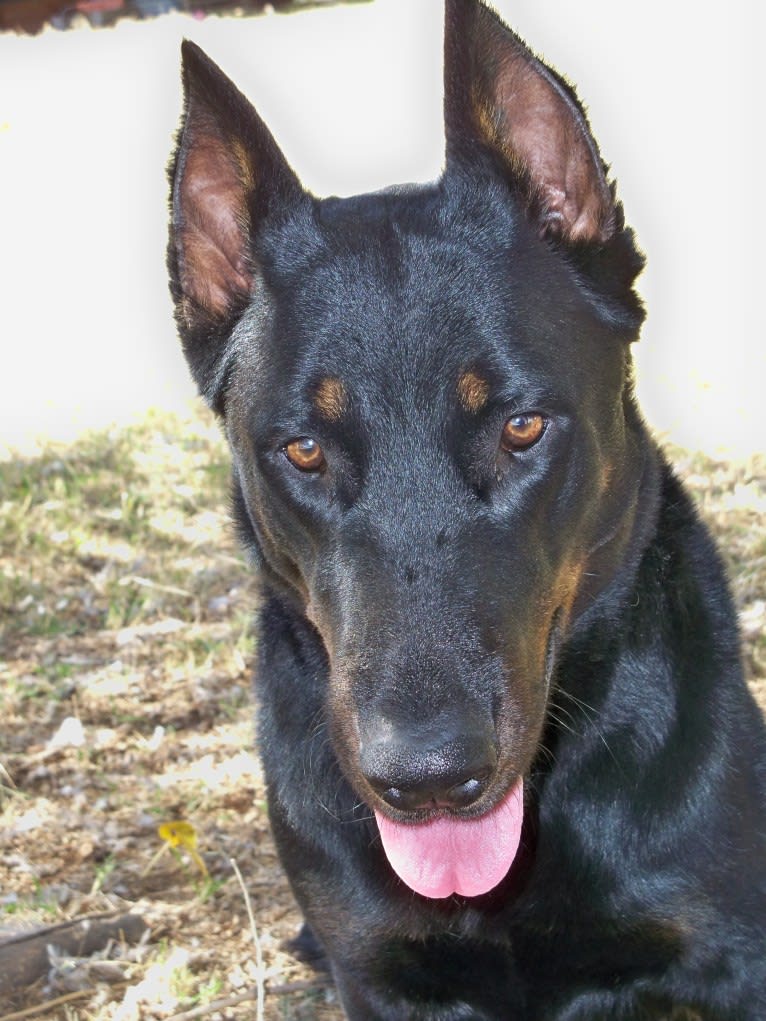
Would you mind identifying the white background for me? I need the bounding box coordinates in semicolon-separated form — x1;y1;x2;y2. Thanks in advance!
1;0;763;455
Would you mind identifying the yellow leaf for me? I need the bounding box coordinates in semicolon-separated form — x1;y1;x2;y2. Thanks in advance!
158;820;198;850
157;820;208;877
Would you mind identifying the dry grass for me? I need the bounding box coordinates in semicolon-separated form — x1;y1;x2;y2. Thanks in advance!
0;408;340;1019
0;406;763;1019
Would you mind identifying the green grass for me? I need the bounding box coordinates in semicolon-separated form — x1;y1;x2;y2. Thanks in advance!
0;408;242;658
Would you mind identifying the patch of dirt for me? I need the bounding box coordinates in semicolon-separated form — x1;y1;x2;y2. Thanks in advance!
0;410;763;1019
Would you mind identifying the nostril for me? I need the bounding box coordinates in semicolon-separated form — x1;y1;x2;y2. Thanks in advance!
376;771;490;812
447;774;489;808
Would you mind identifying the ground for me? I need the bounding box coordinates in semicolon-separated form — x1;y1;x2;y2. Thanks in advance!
1;406;764;1020
0;409;341;1020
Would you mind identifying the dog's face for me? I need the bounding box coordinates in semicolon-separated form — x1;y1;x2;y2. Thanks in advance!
169;0;647;898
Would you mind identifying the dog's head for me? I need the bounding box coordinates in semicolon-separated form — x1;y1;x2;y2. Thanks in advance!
168;0;649;899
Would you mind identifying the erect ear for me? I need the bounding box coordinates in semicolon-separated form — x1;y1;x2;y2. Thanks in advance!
443;0;615;245
168;41;304;405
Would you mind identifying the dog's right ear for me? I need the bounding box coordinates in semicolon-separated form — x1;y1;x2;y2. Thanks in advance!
442;0;615;245
168;41;304;408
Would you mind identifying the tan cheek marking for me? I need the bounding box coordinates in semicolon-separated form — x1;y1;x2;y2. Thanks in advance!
457;369;490;414
543;559;586;635
599;461;615;494
314;376;348;422
559;560;585;617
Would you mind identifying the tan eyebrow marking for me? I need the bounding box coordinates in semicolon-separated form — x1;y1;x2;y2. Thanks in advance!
313;376;348;422
456;369;490;414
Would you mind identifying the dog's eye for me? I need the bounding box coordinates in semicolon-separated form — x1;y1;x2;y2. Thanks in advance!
500;414;546;452
284;437;326;473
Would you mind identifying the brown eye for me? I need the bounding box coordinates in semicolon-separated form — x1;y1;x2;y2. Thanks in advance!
500;413;546;452
284;437;326;473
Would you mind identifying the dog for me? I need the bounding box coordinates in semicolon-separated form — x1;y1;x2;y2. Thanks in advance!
167;2;766;1017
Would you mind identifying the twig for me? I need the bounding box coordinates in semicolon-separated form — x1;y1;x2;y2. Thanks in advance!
165;987;258;1021
229;857;265;1021
268;977;332;995
165;977;332;1021
0;761;17;789
0;976;334;1021
0;983;129;1021
118;575;194;598
139;839;170;877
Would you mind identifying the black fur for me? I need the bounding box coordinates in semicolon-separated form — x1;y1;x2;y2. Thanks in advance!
167;3;766;1017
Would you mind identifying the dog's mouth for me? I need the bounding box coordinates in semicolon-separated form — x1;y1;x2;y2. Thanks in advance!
373;778;524;899
370;610;565;900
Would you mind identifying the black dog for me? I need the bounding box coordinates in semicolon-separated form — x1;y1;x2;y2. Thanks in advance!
167;2;766;1017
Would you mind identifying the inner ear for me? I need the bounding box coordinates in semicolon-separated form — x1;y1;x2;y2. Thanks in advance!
174;116;254;321
445;0;615;244
169;41;303;330
486;52;615;243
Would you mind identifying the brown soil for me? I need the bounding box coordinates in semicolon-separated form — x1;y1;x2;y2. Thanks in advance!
1;410;763;1020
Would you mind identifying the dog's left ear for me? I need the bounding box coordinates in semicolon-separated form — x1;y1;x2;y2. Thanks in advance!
443;0;614;244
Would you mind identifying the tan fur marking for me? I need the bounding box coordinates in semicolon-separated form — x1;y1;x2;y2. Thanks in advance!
231;138;256;190
457;369;490;414
599;460;616;494
558;559;585;619
314;377;348;422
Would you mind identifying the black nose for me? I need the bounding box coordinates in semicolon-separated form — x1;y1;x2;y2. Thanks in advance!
360;728;498;813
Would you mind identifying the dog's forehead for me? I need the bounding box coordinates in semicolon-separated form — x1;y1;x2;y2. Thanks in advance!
261;187;612;402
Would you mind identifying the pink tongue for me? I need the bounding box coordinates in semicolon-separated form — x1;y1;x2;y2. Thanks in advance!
374;780;524;899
